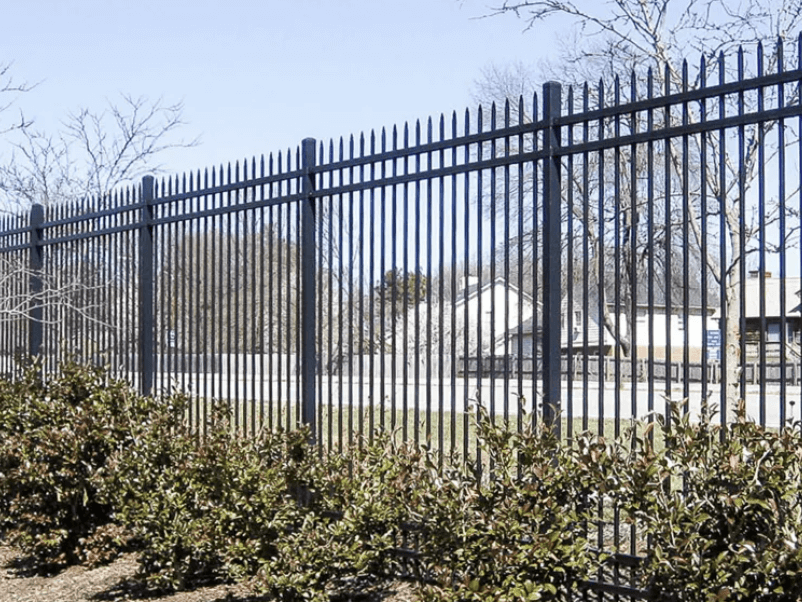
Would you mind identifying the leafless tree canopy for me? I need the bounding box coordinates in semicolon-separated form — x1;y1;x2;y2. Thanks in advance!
467;0;802;408
0;62;195;357
0;94;195;212
0;62;32;136
483;0;802;85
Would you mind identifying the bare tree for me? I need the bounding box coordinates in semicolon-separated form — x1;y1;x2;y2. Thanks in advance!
0;65;195;364
468;0;802;412
163;219;301;355
0;94;194;212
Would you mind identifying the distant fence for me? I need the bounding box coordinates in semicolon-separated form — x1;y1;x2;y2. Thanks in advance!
463;355;802;385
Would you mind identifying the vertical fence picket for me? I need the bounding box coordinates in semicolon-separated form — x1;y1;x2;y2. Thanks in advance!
542;81;562;432
28;204;44;358
138;176;155;396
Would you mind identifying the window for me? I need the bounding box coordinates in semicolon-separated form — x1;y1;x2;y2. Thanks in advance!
767;322;781;343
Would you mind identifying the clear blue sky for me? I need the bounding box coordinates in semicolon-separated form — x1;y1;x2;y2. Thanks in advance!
1;0;555;178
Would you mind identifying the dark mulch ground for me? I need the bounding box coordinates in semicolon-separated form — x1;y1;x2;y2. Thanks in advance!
0;545;417;602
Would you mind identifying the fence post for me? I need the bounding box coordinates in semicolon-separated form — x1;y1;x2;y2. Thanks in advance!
542;82;562;433
28;204;44;358
300;138;317;442
138;176;155;396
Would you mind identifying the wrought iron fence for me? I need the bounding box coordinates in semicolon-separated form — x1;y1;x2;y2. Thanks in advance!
1;40;801;460
1;37;802;598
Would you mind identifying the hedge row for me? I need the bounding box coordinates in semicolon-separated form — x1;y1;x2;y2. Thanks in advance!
1;361;802;601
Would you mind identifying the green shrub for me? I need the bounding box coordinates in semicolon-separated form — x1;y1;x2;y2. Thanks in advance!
414;408;606;602
258;433;437;601
0;360;177;566
6;357;802;601
630;402;802;601
104;402;313;591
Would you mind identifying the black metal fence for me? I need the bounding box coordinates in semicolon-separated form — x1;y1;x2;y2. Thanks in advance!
2;38;802;598
1;39;801;462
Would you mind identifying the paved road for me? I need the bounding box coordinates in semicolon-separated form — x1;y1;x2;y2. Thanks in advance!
149;372;802;429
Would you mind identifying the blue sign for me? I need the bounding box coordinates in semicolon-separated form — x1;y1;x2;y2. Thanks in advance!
706;330;721;360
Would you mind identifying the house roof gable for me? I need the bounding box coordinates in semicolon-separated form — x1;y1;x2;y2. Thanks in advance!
453;277;535;307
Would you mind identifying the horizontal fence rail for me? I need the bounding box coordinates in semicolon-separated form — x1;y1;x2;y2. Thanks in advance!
2;37;802;597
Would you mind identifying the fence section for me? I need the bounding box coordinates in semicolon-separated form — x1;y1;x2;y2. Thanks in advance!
0;40;801;457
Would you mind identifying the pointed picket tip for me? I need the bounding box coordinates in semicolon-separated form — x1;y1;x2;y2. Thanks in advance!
316;141;324;167
776;36;785;73
757;41;765;75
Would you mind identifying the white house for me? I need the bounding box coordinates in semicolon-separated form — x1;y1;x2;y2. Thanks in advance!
453;276;535;356
509;296;621;358
509;297;719;362
632;305;718;362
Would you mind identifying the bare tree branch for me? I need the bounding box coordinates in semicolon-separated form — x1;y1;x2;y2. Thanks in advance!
0;93;197;213
0;256;114;328
0;62;34;136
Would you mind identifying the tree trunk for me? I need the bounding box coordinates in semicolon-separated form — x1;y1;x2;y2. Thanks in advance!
723;279;742;421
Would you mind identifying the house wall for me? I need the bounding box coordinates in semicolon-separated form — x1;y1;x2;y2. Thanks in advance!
507;332;538;358
511;311;719;362
633;313;718;362
455;284;534;355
